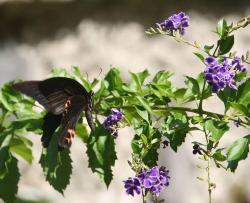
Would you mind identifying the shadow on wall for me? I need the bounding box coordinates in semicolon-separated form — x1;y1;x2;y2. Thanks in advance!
0;0;249;43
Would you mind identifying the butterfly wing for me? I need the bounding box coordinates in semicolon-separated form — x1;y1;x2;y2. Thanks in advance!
13;77;88;114
57;95;86;148
41;113;62;147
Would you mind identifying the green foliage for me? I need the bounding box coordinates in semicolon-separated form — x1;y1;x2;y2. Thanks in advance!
86;124;117;187
163;112;189;152
205;119;229;142
227;135;250;172
39;132;72;194
0;152;20;203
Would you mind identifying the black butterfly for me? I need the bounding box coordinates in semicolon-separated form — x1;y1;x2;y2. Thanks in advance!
13;77;95;149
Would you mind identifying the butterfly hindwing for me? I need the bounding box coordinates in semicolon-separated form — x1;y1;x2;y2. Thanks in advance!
41;113;62;147
58;95;87;148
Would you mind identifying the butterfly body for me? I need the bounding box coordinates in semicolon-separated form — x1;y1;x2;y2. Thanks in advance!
13;77;95;149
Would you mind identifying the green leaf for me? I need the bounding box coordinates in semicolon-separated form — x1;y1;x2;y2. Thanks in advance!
163;112;189;152
136;96;153;114
217;86;237;111
0;147;11;179
39;132;72;194
204;45;214;54
10;138;33;164
217;19;228;37
237;78;250;106
129;70;150;92
212;149;226;162
152;70;173;85
183;76;201;101
205;119;229;142
227;135;250;172
229;102;250;117
104;68;123;92
71;66;92;91
193;52;205;62
219;35;234;55
75;123;89;143
49;68;68;77
86;124;117;187
0;155;20;203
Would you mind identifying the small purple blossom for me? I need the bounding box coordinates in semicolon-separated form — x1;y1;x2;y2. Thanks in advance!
157;12;189;35
231;56;247;72
123;177;141;196
233;118;242;127
204;56;246;93
103;108;123;138
192;144;202;155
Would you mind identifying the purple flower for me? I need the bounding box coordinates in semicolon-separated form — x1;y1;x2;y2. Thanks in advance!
103;108;123;138
157;12;189;35
123;177;141;196
204;56;246;93
138;166;170;196
123;166;170;197
231;56;247;72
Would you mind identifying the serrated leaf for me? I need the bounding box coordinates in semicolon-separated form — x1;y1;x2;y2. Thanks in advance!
205;120;229;142
227;135;250;172
39;132;72;194
0;155;20;203
163;112;189;152
219;35;234;55
86;124;117;187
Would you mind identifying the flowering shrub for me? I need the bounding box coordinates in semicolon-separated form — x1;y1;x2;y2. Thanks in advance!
0;12;249;203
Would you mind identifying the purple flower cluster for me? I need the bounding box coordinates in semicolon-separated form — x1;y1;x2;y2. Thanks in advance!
123;166;170;197
204;56;247;93
156;12;189;35
103;108;123;137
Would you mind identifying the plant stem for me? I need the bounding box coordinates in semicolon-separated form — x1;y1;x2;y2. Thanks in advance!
142;189;146;203
204;128;212;203
207;157;212;203
198;80;206;113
